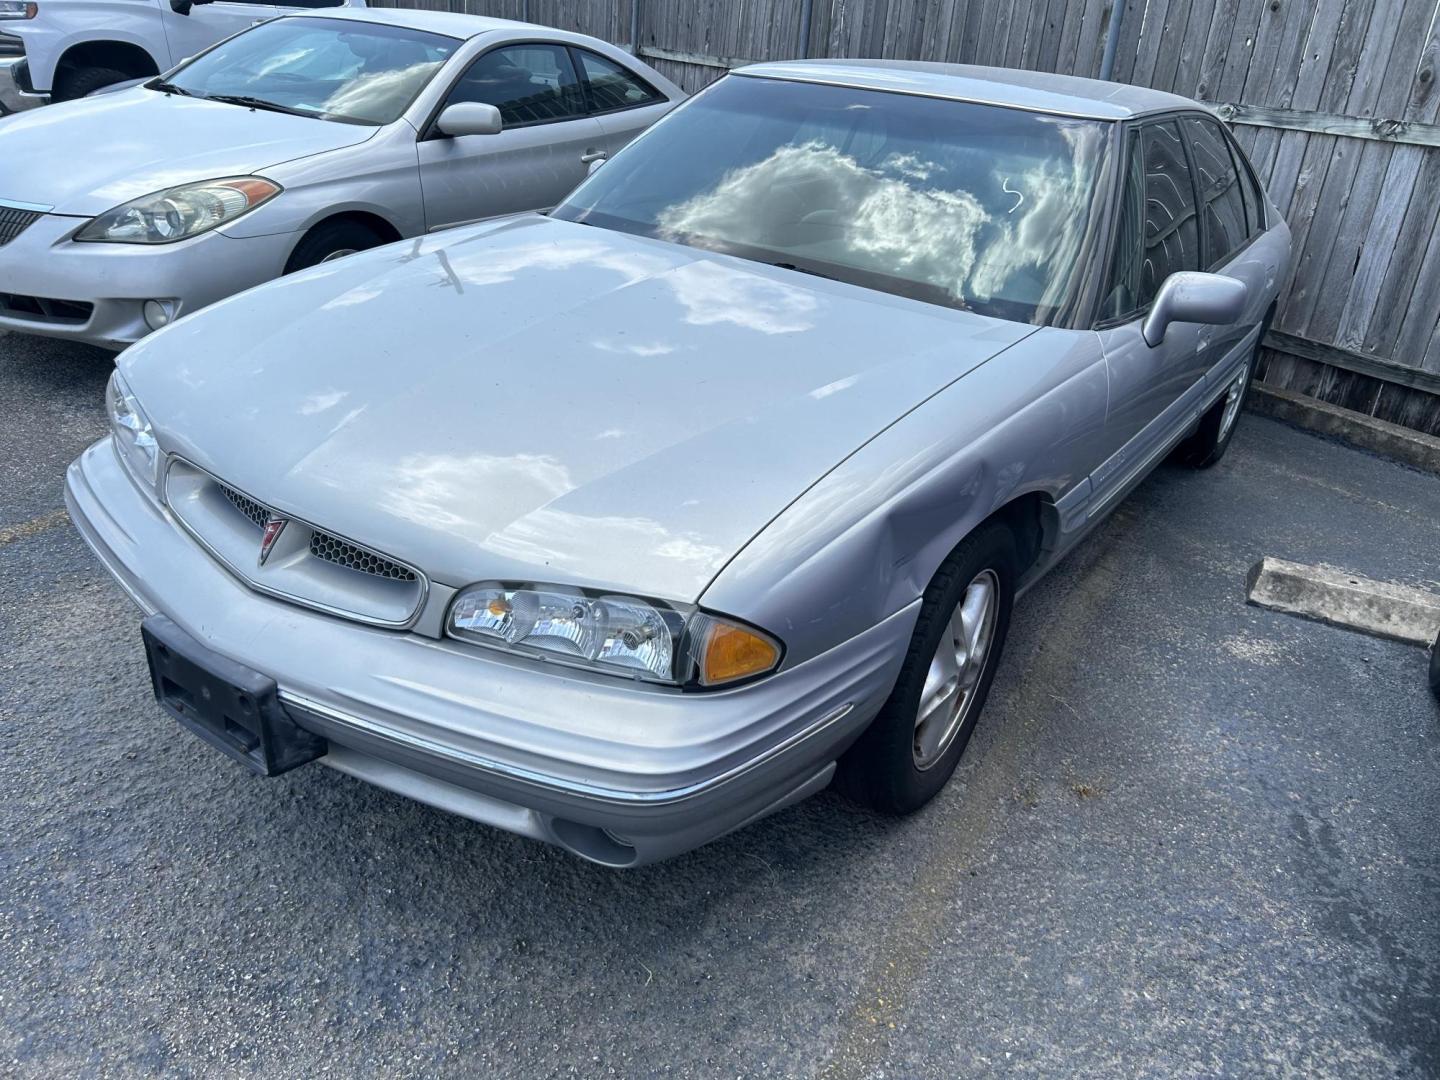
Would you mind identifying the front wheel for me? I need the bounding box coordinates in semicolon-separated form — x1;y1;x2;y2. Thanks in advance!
284;220;386;274
838;521;1016;814
53;66;130;102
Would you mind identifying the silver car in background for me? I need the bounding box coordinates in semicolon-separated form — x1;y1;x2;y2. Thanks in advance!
67;60;1290;865
0;8;681;348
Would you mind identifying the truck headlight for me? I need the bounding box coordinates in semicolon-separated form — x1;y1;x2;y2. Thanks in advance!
75;177;280;245
0;3;38;20
106;371;161;490
448;583;782;687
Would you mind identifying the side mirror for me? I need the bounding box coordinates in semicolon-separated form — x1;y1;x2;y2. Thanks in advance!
1142;271;1248;347
170;0;192;13
435;102;502;138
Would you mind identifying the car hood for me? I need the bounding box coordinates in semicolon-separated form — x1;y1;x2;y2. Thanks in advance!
122;215;1035;603
0;89;375;216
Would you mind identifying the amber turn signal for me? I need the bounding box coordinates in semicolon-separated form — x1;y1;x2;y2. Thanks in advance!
698;619;781;686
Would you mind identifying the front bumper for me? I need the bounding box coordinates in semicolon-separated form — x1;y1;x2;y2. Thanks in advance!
65;438;917;865
0;213;296;349
0;56;43;113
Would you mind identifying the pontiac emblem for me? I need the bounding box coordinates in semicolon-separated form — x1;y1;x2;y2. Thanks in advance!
258;515;288;566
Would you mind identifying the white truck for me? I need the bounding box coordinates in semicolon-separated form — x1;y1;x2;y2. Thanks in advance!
0;0;364;112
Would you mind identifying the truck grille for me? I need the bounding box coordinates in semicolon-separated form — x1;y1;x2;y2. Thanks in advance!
0;207;41;246
0;34;23;59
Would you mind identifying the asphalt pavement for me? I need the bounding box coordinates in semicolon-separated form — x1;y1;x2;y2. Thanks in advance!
2;329;1438;1078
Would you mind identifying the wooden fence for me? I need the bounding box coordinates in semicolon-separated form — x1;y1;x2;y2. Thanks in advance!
378;0;1440;434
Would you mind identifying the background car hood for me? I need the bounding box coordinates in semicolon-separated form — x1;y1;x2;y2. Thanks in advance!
0;90;375;216
122;216;1035;603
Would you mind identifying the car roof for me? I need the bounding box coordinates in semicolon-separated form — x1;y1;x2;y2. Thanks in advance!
733;59;1203;120
286;7;542;40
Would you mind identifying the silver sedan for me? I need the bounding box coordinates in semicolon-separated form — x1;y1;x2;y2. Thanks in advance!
0;8;681;349
67;60;1290;865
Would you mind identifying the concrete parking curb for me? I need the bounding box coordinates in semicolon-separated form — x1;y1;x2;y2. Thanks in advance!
1246;557;1440;646
1246;382;1440;476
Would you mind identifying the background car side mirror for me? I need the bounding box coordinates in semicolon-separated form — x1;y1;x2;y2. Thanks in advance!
435;102;503;138
1142;271;1248;347
170;0;212;13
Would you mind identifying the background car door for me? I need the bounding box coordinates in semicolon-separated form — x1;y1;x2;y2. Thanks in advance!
1089;119;1212;515
570;46;674;160
417;42;605;230
159;0;279;67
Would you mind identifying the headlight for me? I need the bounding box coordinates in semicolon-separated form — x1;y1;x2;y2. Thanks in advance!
0;2;37;19
75;177;281;245
448;583;782;688
106;371;161;490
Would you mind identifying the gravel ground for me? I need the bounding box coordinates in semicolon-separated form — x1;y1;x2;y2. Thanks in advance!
2;330;1438;1078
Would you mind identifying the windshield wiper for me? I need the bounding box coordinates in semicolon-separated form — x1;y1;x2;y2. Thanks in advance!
149;79;194;97
772;261;839;282
204;94;318;118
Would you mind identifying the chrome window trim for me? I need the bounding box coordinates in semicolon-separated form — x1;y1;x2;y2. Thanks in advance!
283;690;855;806
163;455;430;631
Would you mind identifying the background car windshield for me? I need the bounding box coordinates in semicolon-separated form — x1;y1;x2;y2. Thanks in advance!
554;75;1112;324
166;18;457;125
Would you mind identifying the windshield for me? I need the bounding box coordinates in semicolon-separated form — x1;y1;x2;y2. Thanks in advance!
554;75;1113;324
159;17;458;125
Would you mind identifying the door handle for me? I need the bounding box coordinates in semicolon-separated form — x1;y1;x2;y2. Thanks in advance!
579;149;608;163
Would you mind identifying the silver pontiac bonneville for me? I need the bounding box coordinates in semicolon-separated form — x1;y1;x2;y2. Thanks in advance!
67;60;1290;865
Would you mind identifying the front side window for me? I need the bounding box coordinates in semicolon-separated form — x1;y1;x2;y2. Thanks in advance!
162;18;457;125
554;75;1113;325
574;48;662;112
1184;116;1248;267
443;43;584;126
1138;120;1200;305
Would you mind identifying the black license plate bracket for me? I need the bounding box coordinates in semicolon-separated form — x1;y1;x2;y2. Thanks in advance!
141;614;325;776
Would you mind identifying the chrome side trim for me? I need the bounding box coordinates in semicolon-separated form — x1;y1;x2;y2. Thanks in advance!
163;455;430;631
280;691;856;806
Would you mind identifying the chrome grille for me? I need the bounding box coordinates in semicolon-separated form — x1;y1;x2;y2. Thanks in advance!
0;207;40;247
220;484;269;528
309;532;416;582
0;34;23;58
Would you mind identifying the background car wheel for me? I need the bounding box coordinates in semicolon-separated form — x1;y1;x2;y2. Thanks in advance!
284;220;387;274
1174;306;1275;469
838;520;1016;815
53;66;130;102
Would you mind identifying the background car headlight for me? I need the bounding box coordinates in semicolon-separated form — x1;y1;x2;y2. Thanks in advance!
76;177;281;245
448;583;782;687
106;371;161;489
0;2;37;19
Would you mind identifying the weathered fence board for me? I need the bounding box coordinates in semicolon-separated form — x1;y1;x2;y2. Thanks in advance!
373;0;1440;432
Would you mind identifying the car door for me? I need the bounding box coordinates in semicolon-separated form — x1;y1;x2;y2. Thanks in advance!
159;0;278;68
417;41;605;231
1089;119;1212;516
569;46;674;160
1180;113;1278;394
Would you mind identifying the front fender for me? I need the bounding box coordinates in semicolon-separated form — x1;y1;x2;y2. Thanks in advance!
701;328;1110;667
29;14;165;93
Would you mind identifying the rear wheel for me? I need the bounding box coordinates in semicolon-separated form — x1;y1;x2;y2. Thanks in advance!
1174;308;1274;469
838;521;1016;814
53;66;130;101
284;220;387;274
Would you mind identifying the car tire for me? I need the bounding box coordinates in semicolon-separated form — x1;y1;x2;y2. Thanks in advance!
1174;307;1275;469
284;220;387;274
53;66;132;102
837;520;1017;815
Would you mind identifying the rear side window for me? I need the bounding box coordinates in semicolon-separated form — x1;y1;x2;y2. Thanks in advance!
1183;116;1248;267
444;43;584;126
574;48;663;112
